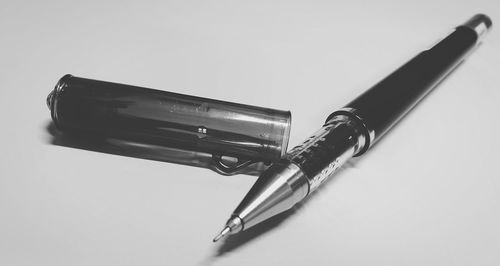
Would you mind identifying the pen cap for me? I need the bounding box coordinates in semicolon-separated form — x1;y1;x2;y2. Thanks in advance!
47;74;291;175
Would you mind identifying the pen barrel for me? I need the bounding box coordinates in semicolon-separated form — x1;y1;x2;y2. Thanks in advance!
328;15;491;154
219;14;493;237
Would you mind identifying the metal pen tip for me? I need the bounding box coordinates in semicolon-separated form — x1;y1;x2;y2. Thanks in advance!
213;226;231;242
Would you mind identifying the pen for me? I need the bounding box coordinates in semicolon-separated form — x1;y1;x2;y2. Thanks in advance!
213;14;492;242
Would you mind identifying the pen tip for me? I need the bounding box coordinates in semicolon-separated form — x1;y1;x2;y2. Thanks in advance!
213;226;231;243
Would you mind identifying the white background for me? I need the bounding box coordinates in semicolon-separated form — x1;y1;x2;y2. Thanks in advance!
1;1;500;265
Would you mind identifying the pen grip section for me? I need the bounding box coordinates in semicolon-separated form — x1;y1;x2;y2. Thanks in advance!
286;116;363;191
342;26;478;145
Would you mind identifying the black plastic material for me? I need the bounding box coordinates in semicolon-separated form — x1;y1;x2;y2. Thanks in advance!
339;26;478;144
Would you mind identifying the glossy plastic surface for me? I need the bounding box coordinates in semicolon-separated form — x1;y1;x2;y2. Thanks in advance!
47;75;291;174
341;26;478;144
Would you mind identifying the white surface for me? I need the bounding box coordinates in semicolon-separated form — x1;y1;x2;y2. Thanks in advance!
1;1;500;265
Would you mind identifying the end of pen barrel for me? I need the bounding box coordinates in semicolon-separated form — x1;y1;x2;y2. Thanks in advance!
47;74;73;111
46;89;55;110
462;14;492;42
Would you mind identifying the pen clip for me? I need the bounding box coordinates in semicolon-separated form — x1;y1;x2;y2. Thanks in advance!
210;154;257;176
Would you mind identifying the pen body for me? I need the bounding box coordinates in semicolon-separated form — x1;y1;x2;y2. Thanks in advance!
215;14;491;240
276;29;489;193
329;25;479;152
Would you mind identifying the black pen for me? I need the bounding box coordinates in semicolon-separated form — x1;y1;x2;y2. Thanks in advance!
213;14;492;242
